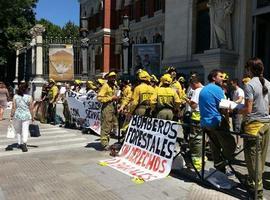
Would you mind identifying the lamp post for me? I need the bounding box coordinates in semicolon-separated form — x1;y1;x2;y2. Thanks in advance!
122;15;130;75
80;15;89;80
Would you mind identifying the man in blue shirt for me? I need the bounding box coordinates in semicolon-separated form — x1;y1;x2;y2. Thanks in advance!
199;69;236;173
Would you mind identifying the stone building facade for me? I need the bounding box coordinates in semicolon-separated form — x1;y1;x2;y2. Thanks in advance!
79;0;270;81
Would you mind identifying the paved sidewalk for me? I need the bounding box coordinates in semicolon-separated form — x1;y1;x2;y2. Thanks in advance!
0;109;269;200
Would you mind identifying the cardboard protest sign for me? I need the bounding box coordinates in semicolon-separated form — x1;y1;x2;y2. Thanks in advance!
100;115;179;181
66;91;102;134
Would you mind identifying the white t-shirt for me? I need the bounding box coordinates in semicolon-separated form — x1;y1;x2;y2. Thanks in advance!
59;86;66;95
190;86;203;112
185;87;194;112
232;87;245;104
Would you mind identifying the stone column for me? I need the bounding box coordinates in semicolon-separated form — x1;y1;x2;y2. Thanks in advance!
30;24;45;100
13;42;23;88
81;37;89;80
90;44;96;78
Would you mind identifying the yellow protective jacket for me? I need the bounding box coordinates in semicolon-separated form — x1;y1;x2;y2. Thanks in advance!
120;85;132;108
48;85;59;102
154;86;181;110
130;83;156;113
97;82;116;104
170;80;186;102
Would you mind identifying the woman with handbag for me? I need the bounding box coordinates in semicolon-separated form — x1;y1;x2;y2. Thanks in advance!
10;82;34;152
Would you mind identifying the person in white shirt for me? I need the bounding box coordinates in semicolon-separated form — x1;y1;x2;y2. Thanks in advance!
185;76;204;170
230;78;245;148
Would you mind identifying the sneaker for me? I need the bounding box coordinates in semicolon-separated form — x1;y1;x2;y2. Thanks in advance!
21;143;28;152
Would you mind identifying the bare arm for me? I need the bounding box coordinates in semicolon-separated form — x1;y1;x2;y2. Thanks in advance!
238;99;253;115
10;98;16;119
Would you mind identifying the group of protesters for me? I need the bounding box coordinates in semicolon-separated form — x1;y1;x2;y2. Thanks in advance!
31;57;270;200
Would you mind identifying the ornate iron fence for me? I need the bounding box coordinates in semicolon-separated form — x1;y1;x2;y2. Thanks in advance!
42;37;82;80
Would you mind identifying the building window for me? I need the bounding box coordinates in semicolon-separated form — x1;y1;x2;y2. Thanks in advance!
154;0;162;11
257;0;270;8
140;0;148;17
195;0;210;53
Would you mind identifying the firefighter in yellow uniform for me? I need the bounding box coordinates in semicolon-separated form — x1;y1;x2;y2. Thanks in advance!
48;79;59;124
97;72;119;150
152;74;181;120
118;80;133;113
130;70;156;116
117;80;133;137
166;66;186;102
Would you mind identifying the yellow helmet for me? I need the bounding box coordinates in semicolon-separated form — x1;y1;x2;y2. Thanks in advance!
107;71;117;78
151;74;159;83
160;74;172;85
74;79;82;85
49;78;55;84
178;76;185;83
222;73;229;81
138;70;151;81
165;66;176;73
97;78;106;85
87;80;97;90
242;77;251;85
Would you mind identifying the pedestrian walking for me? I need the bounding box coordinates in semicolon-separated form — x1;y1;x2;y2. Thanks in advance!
10;82;34;152
0;82;9;121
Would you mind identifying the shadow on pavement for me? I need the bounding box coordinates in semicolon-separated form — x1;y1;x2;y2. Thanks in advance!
85;142;104;151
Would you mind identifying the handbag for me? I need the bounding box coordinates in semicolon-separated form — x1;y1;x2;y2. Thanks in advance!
29;123;41;137
6;122;16;139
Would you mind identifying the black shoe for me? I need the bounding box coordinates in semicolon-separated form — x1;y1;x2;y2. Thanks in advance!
21;143;28;152
5;145;13;151
17;144;22;149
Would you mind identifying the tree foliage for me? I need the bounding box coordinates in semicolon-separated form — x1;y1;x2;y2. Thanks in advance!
37;19;79;39
0;0;37;65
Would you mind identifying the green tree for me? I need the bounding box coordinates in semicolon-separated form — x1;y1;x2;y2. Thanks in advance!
0;0;37;80
62;21;79;38
37;18;63;38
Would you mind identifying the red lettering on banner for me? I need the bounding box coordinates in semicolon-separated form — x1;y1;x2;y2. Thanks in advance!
141;152;150;167
136;150;147;166
145;154;156;170
130;148;142;163
119;144;131;157
153;157;161;172
159;159;167;173
106;158;121;165
126;147;137;160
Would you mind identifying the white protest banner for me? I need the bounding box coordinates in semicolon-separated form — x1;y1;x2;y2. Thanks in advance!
100;115;180;181
66;91;102;134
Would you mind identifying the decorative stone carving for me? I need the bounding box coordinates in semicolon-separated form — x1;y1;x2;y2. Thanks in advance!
81;37;90;48
208;0;234;50
29;24;45;38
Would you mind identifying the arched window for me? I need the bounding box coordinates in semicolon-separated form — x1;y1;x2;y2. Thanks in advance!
195;0;210;53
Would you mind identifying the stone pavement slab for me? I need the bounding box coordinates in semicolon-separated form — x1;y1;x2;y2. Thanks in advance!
0;109;269;200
